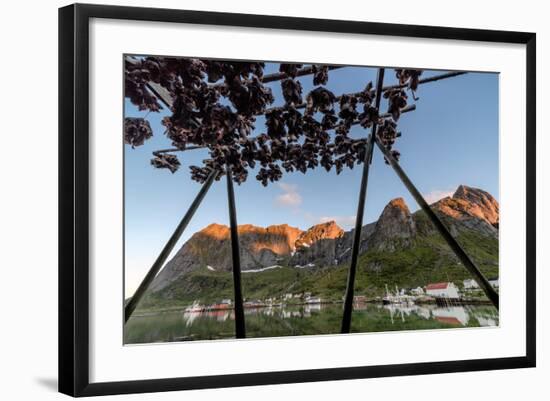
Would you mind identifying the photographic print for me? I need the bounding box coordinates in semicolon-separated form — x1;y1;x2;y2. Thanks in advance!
59;5;536;395
123;56;499;344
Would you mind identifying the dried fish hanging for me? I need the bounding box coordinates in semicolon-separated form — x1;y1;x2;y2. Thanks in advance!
124;58;421;186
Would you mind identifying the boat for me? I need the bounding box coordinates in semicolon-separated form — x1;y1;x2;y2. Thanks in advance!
207;299;233;311
382;284;415;305
184;301;206;313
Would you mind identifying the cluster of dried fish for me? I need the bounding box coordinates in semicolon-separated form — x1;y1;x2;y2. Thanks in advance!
395;68;422;100
124;117;153;148
124;57;421;185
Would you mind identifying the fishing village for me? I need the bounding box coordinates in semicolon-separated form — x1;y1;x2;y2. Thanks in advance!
183;278;500;314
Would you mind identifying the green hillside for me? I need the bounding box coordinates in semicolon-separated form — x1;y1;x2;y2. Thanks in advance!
136;217;498;312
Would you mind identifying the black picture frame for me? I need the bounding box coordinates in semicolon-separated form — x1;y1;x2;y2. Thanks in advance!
59;3;536;397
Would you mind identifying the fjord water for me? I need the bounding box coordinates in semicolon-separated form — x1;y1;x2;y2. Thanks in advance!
124;303;499;344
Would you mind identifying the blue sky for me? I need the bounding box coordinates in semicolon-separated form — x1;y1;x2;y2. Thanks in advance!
124;63;499;296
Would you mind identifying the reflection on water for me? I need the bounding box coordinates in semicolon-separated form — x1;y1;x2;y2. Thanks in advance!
182;303;323;325
374;304;493;326
125;303;499;344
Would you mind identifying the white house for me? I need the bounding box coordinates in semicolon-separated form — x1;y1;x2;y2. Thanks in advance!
476;316;497;327
489;278;499;288
305;297;322;304
463;279;480;290
425;282;460;299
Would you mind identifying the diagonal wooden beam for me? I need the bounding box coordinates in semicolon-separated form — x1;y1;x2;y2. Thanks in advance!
124;169;219;323
341;68;385;334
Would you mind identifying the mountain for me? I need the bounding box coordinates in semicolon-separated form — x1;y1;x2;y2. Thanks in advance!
149;218;350;291
292;221;348;267
432;185;499;236
295;221;344;248
140;185;499;308
369;198;416;251
149;222;303;291
355;185;499;285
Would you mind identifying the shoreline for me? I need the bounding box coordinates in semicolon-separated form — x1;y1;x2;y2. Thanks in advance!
132;298;494;317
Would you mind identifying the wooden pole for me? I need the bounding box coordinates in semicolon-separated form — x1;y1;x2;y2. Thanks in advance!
374;136;499;310
124;169;219;323
382;71;467;92
152;145;204;155
341;68;386;334
226;167;246;338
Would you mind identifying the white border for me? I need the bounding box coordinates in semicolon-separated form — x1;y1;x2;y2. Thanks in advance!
89;18;526;383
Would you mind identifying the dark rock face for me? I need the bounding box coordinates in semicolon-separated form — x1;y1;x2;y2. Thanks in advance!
237;223;303;268
290;221;377;267
370;198;416;251
290;221;345;267
150;222;339;291
149;184;499;293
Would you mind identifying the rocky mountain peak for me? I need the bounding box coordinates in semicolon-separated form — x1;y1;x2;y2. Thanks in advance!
453;184;479;199
370;197;416;251
295;221;344;249
239;223;303;255
265;224;303;239
435;185;499;229
198;223;230;239
387;197;409;211
379;198;413;221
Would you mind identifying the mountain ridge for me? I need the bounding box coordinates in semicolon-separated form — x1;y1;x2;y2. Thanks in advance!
147;185;499;297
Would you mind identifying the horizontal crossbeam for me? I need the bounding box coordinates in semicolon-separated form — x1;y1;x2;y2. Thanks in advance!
264;71;468;114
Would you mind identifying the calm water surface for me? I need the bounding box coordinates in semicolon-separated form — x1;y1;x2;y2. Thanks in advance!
124;303;499;344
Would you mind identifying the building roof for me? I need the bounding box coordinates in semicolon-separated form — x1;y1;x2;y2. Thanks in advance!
435;316;462;325
426;282;450;290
